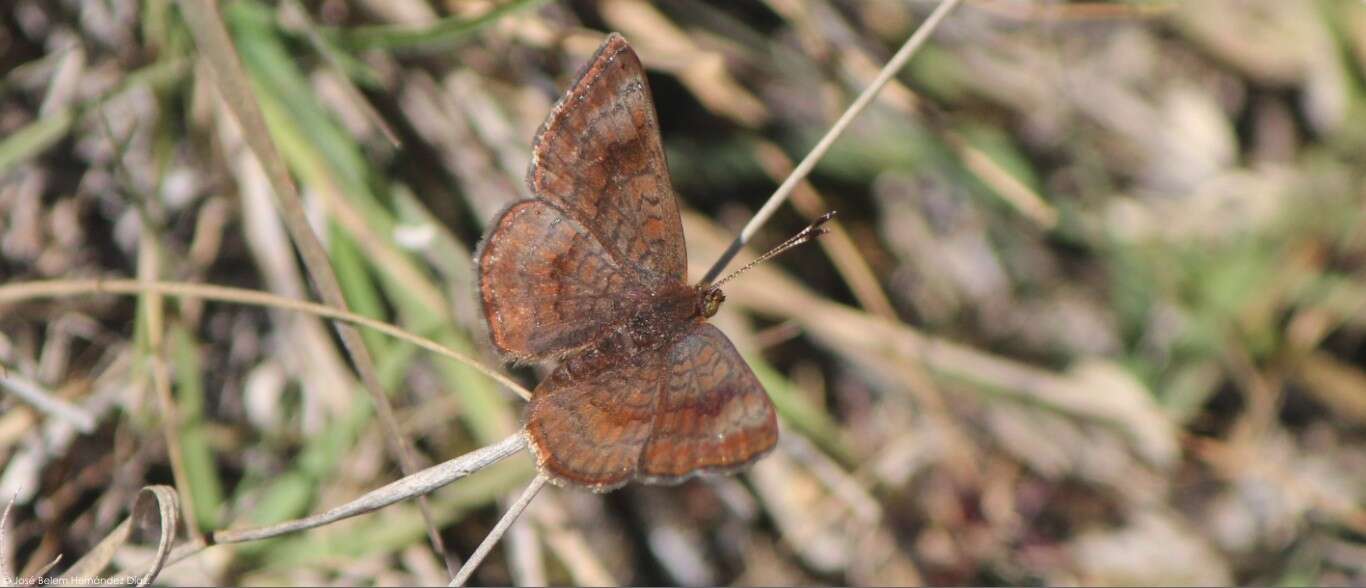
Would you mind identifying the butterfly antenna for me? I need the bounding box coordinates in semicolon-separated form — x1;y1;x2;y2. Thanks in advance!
703;211;836;291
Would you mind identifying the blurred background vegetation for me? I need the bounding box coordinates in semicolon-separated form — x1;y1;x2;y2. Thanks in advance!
2;0;1365;585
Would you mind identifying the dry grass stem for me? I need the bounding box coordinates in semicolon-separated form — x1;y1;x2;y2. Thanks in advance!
174;0;452;571
1;493;14;580
531;499;616;586
213;433;526;545
449;473;549;587
57;486;179;587
0;374;96;434
136;229;204;542
0;279;531;400
752;140;899;321
702;0;965;283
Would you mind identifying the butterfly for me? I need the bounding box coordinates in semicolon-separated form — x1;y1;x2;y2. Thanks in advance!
476;34;779;492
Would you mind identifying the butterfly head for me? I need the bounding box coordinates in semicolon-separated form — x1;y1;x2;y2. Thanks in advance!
699;287;726;318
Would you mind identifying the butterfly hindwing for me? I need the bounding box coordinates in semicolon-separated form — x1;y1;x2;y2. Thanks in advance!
524;345;664;491
639;324;778;482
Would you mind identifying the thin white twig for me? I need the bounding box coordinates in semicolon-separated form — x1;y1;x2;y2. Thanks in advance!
0;278;532;400
449;474;549;587
702;0;965;283
506;505;546;586
0;373;97;433
0;492;15;581
214;434;526;544
32;554;63;579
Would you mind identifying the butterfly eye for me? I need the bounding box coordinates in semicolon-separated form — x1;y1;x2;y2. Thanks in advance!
702;289;725;318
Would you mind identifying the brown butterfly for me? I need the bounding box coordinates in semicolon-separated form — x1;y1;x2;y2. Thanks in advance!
476;34;781;492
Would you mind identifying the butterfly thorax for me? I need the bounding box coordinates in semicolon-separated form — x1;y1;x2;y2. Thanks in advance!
554;282;715;381
616;282;712;351
627;282;719;339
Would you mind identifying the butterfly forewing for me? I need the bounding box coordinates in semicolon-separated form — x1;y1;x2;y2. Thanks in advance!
526;33;687;285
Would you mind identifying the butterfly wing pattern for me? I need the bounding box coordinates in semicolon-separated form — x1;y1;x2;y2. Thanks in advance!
478;200;635;361
640;324;778;482
522;352;663;489
479;33;778;491
525;33;687;287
